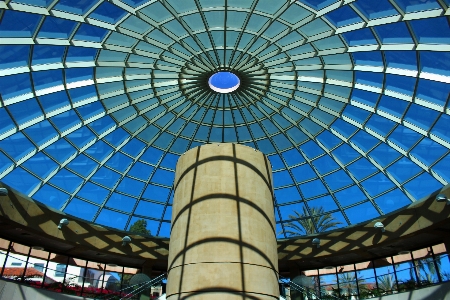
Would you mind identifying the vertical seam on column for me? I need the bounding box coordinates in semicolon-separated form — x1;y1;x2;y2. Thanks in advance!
232;144;246;299
176;146;201;298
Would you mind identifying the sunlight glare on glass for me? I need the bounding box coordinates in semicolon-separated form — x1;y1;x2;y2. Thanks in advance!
208;71;240;93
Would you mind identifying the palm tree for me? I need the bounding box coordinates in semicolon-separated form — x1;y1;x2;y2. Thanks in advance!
377;274;395;294
283;206;342;236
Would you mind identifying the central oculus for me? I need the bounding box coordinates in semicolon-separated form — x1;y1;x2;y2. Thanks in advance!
208;71;240;93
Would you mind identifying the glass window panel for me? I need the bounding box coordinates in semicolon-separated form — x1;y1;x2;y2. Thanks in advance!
21;152;59;179
324;170;353;191
151;169;175;187
412;247;440;285
361;173;395;197
64;199;98;221
374;257;396;294
82;261;105;297
335;185;367;208
275;186;301;204
49;169;83;194
300;179;328;198
345;201;379;224
403;173;442;201
116;177;145;197
2;167;41;195
312;155;340;175
135;201;165;219
33;184;70;208
76;182;109;205
0;10;41;37
95;209;127;229
3;243;30;281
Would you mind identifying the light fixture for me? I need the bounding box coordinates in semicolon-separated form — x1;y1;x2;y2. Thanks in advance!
436;194;450;205
312;238;320;248
398;250;411;255
0;187;8;196
324;266;335;270
58;218;69;230
32;246;44;251
122;236;131;246
374;222;385;232
107;263;118;267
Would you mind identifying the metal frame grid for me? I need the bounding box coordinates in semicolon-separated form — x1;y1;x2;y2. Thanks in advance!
0;0;449;238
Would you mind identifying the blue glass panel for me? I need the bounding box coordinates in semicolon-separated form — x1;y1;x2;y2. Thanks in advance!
345;202;379;224
403;173;442;201
312;155;340;174
351;51;383;66
151;169;174;186
33;184;69;208
420;51;450;77
291;164;317;182
106;193;137;213
410;17;450;44
332;144;360;165
351;130;379;152
388;125;421;151
39;91;71;114
116;177;145;197
91;166;121;187
22;152;58;179
369;143;401;168
335;185;367;207
140;147;164;165
0;45;30;69
76;182;109;205
416;79;450;107
268;154;285;171
347;158;378;180
307;196;338;211
387;157;422;183
281;149;305;167
273;170;294;188
135;201;165;219
343;28;377;46
432;154;450;183
300;179;328;198
2;167;40;195
49;169;83;194
66;154;98;177
0;133;35;161
384;51;417;70
326;5;361;27
54;0;97;14
374;22;413;44
127;162;154;182
324;170;353;190
44;138;77;163
299;141;324;160
410;139;447;167
89;2;127;24
353;0;398;19
95;209;127;229
142;184;170;202
275;186;301;204
0;10;41;37
374;188;411;214
66;126;96;149
84;141;112;163
64;198;98;221
0;73;33;100
38;16;76;39
365;115;396;138
361;173;395;197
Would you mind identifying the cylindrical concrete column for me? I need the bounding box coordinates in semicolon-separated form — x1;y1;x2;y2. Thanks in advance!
167;143;279;300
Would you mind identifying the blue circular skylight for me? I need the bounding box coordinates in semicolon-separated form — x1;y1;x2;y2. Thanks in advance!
208;72;240;93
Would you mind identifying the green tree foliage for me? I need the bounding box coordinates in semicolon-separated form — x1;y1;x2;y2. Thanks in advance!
129;219;151;236
283;206;342;236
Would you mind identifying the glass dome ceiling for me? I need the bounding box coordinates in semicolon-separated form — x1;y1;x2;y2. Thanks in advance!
0;0;449;238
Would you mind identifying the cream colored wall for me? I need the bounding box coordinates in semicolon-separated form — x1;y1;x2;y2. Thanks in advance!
166;143;279;300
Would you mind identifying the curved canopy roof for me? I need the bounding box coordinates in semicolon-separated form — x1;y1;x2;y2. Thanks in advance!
0;0;449;238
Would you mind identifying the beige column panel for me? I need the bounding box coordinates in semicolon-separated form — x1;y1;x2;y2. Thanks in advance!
166;143;279;300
